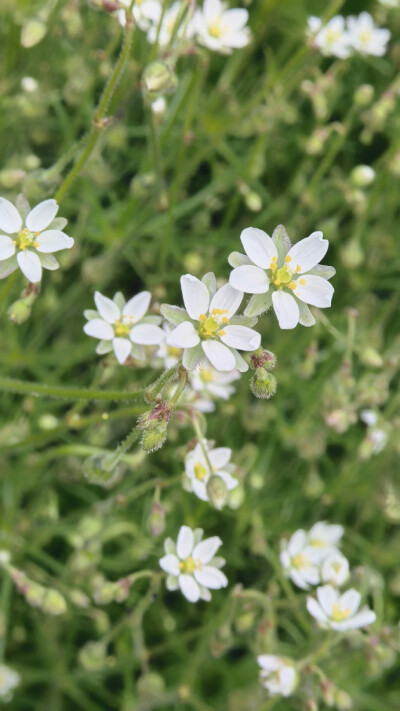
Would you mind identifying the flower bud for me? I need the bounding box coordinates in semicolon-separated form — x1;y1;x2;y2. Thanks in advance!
42;589;67;615
143;62;177;97
244;191;262;212
141;422;168;453
249;348;277;371
79;641;107;670
137;672;166;701
21;19;47;48
8;299;32;324
82;455;123;488
350;165;375;188
206;476;228;510
250;369;277;399
354;84;374;107
148;502;166;537
335;690;352;710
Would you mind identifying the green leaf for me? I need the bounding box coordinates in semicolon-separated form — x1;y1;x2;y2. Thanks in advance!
160;304;188;325
272;224;291;265
244;291;272;317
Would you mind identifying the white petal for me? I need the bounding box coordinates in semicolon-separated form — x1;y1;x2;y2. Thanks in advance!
257;655;281;672
340;589;361;616
240;227;277;269
180;274;210;320
0;255;18;279
166;321;200;348
35;230;73;253
202;340;236;371
287;232;328;273
193;537;222;564
209;283;243;318
307;597;327;623
17;250;42;282
340;609;376;630
38;253;59;270
199;585;212;602
0;235;16;260
208;448;231;469
191;478;208;501
224;8;248;32
194;566;228;589
83;319;114;340
179;574;200;602
159;554;180;576
293;275;334;308
177;526;194;559
0;197;22;233
122;291;151;321
96;340;113;355
112;337;132;364
94;291;120;323
130;324;164;345
182;344;203;371
229;265;269;294
272;291;299;329
26;199;59;231
220;325;260;351
287;530;307;555
166;575;179;591
317;585;338;615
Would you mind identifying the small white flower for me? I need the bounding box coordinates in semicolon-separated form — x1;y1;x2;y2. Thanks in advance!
229;226;335;329
360;409;378;427
307;584;376;631
0;550;11;565
257;655;298;697
307;15;351;58
21;76;38;93
368;427;388;454
155;323;182;369
347;13;390;56
192;0;251;54
117;0;162;30
147;2;194;47
280;529;321;590
83;290;164;364
185;439;238;503
190;363;240;402
159;525;228;602
0;664;20;703
307;521;344;560
0;197;73;283
321;552;350;587
162;272;261;372
151;96;167;116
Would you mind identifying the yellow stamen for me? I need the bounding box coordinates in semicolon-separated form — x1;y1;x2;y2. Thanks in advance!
331;604;351;622
289;281;297;290
199;314;206;321
212;308;229;315
285;255;292;263
219;330;226;336
299;278;306;285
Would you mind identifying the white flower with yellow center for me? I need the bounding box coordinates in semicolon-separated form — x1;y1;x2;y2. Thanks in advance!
192;0;251;54
117;0;161;30
307;585;376;631
257;655;298;697
185;440;238;503
280;529;321;590
229;226;335;329
154;323;182;369
161;272;261;372
84;290;164;364
307;521;344;561
0;664;20;703
190;363;240;402
307;15;351;58
0;197;73;283
147;1;194;46
347;13;390;56
159;525;228;603
321;552;350;587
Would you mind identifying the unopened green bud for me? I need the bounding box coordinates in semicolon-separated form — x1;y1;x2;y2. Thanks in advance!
21;19;47;48
93;579;116;605
0;169;25;189
335;690;352;710
360;347;383;368
206;476;228;510
249;348;277;371
79;641;107;670
321;680;336;706
143;62;177;96
8;299;32;324
341;238;364;268
244;191;262;212
250;369;277;399
137;672;165;700
42;589;67;615
69;589;91;608
235;611;256;633
350;165;375;188
82;454;122;488
148;502;166;537
354;84;374;107
141;422;168;453
25;582;45;608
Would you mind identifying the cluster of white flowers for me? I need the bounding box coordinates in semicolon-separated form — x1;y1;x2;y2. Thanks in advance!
308;12;390;58
119;0;251;54
0;664;20;703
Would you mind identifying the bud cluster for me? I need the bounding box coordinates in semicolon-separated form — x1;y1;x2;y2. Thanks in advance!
11;568;67;615
249;348;277;399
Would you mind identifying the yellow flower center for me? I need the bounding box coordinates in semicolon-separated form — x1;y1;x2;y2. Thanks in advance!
325;29;341;44
209;19;225;38
114;317;133;337
359;30;372;44
198;309;230;339
269;255;302;290
179;556;196;574
194;462;208;481
331;603;351;622
168;345;181;357
14;228;39;251
292;553;310;570
201;370;214;383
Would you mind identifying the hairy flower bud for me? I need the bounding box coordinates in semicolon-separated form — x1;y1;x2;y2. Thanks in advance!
335;690;352;710
354;84;374;107
206;475;228;510
141;422;168;453
143;62;177;96
250;369;277;399
249;348;277;371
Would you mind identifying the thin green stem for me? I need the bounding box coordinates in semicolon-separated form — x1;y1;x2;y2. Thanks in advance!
145;362;181;401
0;376;146;402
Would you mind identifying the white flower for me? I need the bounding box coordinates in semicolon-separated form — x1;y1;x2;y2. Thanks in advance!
83;290;164;364
151;96;167;116
0;550;11;565
321;552;350;587
280;529;321;590
307;521;344;560
162;272;261;372
155;323;182;369
307;585;376;631
159;525;228;602
185;439;238;503
190;363;240;402
192;0;251;54
229;226;335;329
368;427;388;454
347;13;390;56
0;197;74;283
307;15;351;58
147;2;194;47
117;0;161;30
0;664;20;703
360;409;378;427
257;655;298;697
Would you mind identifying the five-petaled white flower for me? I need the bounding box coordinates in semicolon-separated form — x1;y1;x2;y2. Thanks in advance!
321;552;350;587
162;272;261;372
184;440;238;503
347;12;390;56
307;585;376;631
83;290;164;364
257;655;298;697
159;525;228;602
229;226;335;329
0;664;20;703
117;0;161;30
192;0;251;54
0;197;73;283
280;529;321;590
307;15;351;58
307;521;344;560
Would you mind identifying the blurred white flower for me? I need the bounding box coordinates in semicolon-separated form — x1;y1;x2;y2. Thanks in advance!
193;0;251;54
184;439;238;503
257;655;298;697
155;323;182;369
84;290;163;364
350;165;375;187
280;529;321;590
117;0;161;30
0;664;20;703
321;552;350;587
307;585;376;631
347;13;390;56
162;272;260;372
229;227;334;329
360;409;378;427
147;1;194;47
190;364;240;402
159;525;227;602
21;76;38;93
307;15;351;58
378;0;399;6
0;197;73;283
151;96;167;117
307;521;344;560
368;427;388;454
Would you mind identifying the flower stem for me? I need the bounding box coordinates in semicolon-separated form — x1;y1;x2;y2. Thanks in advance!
0;376;146;402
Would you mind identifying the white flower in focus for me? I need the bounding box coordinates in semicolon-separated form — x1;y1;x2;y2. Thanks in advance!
117;0;161;30
193;0;251;54
159;525;228;602
321;552;350;587
307;15;351;58
257;655;298;697
0;197;74;283
190;363;240;402
0;665;20;703
307;521;344;560
162;272;261;372
184;440;238;503
307;585;376;631
280;529;321;590
83;290;164;364
347;13;390;56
